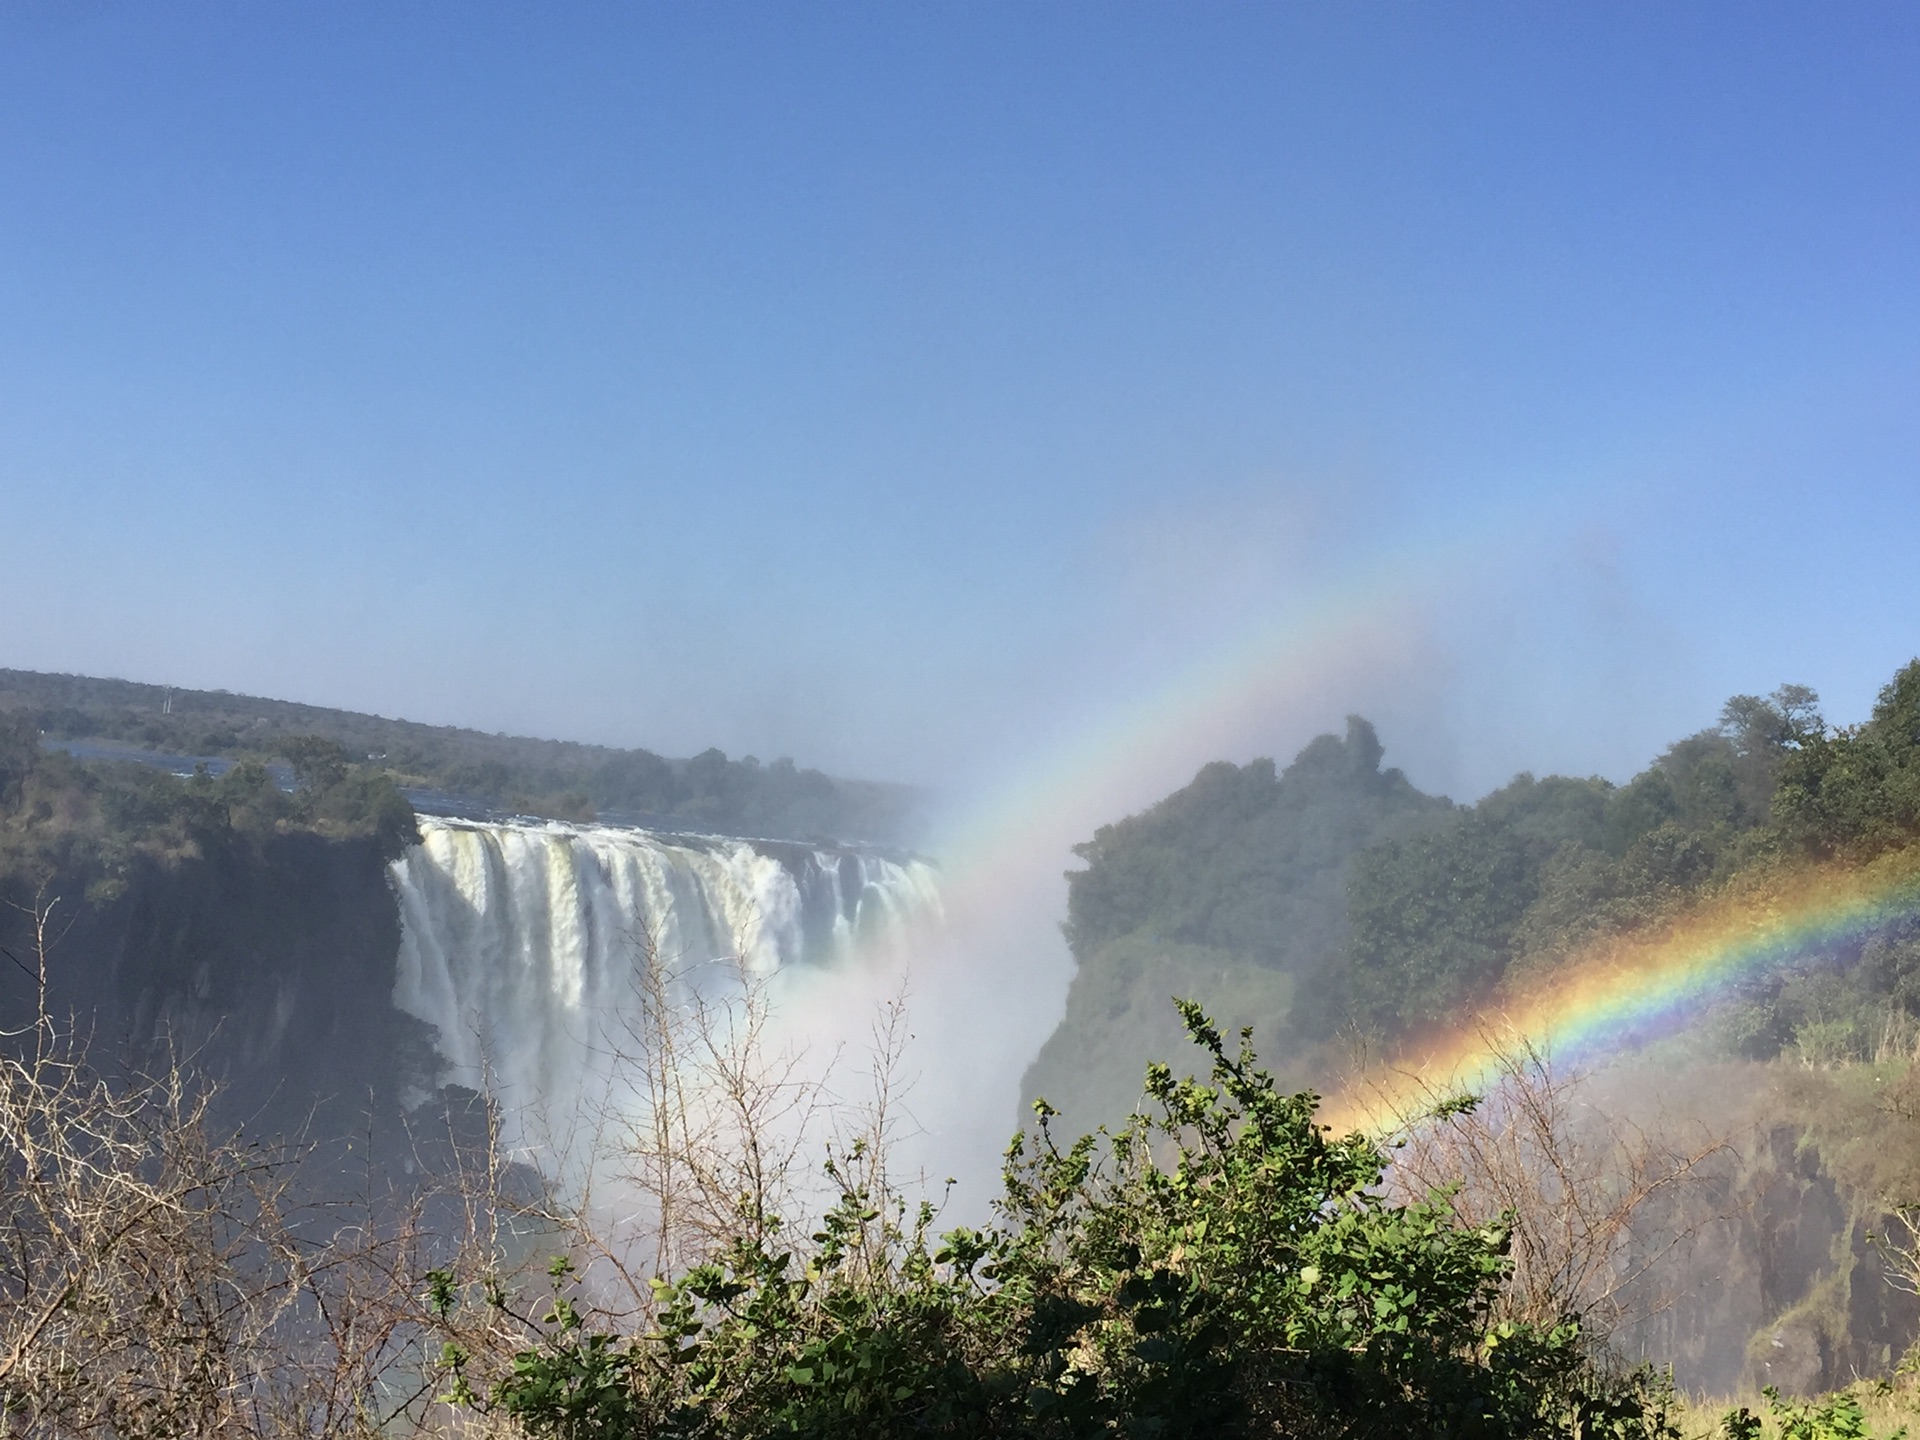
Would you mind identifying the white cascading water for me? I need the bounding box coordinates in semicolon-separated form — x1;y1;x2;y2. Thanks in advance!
388;816;942;1162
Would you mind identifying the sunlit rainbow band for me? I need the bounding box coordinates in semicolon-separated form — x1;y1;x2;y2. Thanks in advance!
1320;846;1920;1134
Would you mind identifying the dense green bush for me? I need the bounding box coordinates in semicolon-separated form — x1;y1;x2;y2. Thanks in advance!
441;1005;1674;1440
1773;662;1920;863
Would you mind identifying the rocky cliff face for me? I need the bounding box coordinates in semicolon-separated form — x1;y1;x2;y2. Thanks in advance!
1608;1119;1920;1396
0;832;433;1141
7;825;1918;1397
1734;1125;1920;1396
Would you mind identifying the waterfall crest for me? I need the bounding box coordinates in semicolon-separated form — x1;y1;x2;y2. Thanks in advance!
388;817;941;1126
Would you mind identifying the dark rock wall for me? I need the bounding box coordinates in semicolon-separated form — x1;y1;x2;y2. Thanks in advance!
1614;1122;1920;1396
0;834;431;1141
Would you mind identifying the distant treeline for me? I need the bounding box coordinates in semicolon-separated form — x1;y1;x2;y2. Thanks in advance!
1029;659;1920;1125
0;715;419;904
0;668;923;846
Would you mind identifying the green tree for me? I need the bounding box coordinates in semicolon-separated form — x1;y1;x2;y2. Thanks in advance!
281;734;351;791
0;714;37;810
1346;814;1544;1032
1774;661;1920;859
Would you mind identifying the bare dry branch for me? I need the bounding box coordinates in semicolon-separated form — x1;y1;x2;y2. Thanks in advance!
1368;1029;1736;1352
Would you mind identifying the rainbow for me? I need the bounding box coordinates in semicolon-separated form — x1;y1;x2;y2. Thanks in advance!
919;527;1497;946
1319;845;1920;1134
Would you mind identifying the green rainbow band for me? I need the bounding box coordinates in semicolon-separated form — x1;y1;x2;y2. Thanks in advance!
1326;850;1920;1131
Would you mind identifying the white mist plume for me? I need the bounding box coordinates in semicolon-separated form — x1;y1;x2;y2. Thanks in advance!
386;813;1084;1229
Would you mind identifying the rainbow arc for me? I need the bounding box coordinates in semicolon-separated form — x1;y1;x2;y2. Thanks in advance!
1320;846;1920;1133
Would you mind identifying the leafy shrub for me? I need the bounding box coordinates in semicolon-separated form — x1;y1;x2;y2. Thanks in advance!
442;1003;1676;1439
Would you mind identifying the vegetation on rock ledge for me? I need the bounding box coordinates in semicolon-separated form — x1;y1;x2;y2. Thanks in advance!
438;1002;1675;1440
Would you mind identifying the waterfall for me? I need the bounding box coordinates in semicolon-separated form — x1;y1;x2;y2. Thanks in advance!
388;816;942;1143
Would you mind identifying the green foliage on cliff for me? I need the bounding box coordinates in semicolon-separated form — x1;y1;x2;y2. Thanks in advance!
1773;664;1920;863
1342;662;1920;1054
1025;719;1446;1126
1037;660;1920;1130
1342;688;1818;1036
445;1004;1671;1440
0;667;920;844
1344;807;1547;1032
0;713;418;903
1063;719;1444;964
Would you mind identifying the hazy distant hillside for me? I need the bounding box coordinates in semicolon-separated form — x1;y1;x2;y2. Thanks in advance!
0;668;924;846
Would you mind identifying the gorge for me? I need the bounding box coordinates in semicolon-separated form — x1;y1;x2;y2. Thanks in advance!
11;666;1920;1406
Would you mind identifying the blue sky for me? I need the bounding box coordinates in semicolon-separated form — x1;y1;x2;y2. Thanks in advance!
5;3;1919;810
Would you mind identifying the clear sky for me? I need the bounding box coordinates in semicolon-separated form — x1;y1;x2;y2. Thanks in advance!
5;2;1919;815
